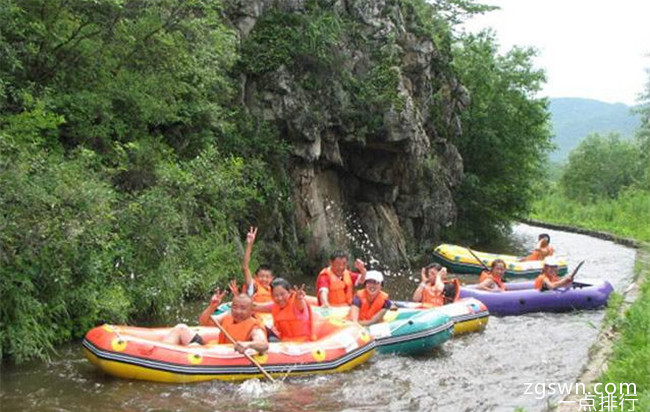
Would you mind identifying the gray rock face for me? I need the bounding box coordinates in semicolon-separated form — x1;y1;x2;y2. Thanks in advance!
226;0;466;268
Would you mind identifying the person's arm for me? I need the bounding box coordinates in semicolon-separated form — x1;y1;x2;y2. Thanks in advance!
348;304;360;322
353;259;367;286
433;268;446;293
412;269;427;302
242;227;257;288
252;301;274;313
317;274;330;307
476;278;497;291
235;327;269;355
547;276;572;290
198;289;226;326
359;308;387;327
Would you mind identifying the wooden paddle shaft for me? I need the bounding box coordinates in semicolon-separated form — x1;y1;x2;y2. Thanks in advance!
212;317;276;382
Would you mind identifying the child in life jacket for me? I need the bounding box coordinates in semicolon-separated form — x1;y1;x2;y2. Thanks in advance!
242;226;274;303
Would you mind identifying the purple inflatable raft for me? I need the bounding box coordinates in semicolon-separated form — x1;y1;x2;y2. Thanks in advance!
459;278;613;316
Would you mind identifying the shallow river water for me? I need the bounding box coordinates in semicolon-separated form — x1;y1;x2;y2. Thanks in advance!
0;224;637;412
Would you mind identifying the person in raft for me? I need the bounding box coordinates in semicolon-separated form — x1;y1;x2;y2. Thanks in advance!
254;278;314;342
412;263;447;306
476;259;507;292
521;233;554;261
534;256;573;291
349;270;393;326
241;226;274;303
316;251;367;307
166;291;268;354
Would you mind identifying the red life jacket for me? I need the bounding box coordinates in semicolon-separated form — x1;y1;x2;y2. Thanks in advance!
356;290;389;321
272;293;313;341
317;267;353;306
217;315;263;344
479;270;505;290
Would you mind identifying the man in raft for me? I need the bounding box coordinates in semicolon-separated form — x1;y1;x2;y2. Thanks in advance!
412;263;448;306
195;291;269;354
316;251;367;307
348;270;394;326
521;233;554;261
534;257;573;291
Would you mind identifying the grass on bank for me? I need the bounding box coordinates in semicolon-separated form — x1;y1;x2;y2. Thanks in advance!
594;246;650;411
530;188;650;243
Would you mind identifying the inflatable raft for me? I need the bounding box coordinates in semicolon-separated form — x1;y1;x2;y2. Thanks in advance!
458;278;613;316
311;306;454;356
83;319;375;383
394;298;490;335
432;244;568;278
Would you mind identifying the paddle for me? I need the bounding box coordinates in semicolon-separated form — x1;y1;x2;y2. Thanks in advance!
466;246;490;272
211;317;276;383
569;260;585;281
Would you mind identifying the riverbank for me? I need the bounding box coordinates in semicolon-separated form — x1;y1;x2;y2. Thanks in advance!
555;244;649;411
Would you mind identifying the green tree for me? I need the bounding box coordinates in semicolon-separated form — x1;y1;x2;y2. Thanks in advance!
560;133;641;202
449;30;553;241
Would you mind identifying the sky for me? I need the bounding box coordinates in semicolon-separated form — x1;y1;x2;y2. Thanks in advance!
462;0;650;106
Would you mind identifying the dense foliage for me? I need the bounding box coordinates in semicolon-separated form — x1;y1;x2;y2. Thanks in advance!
447;30;553;242
1;0;558;362
0;0;291;363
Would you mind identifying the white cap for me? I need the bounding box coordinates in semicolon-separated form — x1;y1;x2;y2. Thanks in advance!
543;256;559;267
365;270;384;283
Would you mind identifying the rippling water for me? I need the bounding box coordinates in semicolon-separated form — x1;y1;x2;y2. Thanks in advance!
0;224;636;412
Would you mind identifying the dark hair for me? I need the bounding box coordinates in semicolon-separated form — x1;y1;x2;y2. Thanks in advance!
270;277;292;292
329;250;348;261
538;233;551;243
255;264;273;275
425;263;442;273
491;259;506;269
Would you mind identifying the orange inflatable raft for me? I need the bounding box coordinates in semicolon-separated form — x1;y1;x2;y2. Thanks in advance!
83;319;375;383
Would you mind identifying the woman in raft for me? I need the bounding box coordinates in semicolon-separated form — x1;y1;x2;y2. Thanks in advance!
254;277;314;341
476;259;507;292
348;270;394;326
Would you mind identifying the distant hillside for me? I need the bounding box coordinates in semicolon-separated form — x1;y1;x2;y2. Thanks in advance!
549;98;641;161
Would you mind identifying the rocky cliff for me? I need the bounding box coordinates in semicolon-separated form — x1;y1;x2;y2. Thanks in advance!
226;0;468;268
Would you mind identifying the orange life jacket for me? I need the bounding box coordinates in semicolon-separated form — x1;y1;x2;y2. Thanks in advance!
534;272;559;290
356;289;389;321
524;246;554;261
272;293;313;341
421;284;445;307
253;280;273;303
479;270;505;290
217;315;263;344
317;267;354;306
